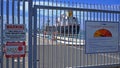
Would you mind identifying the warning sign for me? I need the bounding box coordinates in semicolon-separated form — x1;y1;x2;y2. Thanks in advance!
5;24;26;41
85;21;119;53
5;42;26;58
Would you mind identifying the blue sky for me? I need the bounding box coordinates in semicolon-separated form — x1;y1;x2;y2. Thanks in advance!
3;0;120;16
33;0;120;5
3;0;119;13
2;0;120;29
75;0;120;5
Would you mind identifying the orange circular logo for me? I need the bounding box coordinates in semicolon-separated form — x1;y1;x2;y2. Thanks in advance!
94;29;112;37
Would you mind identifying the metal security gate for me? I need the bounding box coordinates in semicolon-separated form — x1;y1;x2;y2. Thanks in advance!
1;0;120;68
31;4;120;68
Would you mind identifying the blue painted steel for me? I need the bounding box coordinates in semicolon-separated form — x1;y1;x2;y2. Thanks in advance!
34;5;120;13
12;0;14;68
0;0;120;68
32;5;120;68
33;7;37;68
0;0;3;67
28;0;33;68
23;0;25;68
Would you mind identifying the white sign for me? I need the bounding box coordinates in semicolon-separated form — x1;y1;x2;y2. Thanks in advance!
5;42;26;58
85;21;119;53
5;24;26;41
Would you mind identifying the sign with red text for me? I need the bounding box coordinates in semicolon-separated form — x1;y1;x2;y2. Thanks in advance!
85;21;119;53
5;42;26;58
5;24;26;41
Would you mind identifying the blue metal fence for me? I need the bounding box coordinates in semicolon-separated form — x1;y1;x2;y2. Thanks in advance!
0;0;120;68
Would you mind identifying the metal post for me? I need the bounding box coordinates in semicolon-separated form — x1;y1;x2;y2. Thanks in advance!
28;0;33;68
33;7;37;68
1;0;3;68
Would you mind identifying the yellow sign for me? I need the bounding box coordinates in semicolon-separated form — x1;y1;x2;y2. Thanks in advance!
68;10;73;17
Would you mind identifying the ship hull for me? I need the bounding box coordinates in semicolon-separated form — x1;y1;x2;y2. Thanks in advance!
57;24;80;34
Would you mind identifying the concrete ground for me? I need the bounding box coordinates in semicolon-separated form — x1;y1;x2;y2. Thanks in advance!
2;35;120;68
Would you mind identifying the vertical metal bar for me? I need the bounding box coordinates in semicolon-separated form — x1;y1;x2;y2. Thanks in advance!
0;0;2;14
47;1;49;68
63;1;66;68
83;4;85;67
7;0;9;24
113;5;116;64
118;5;120;64
6;0;9;68
85;4;88;66
103;5;106;65
96;4;99;66
107;5;114;64
62;1;67;68
75;2;77;67
71;2;73;67
66;1;68;67
28;0;33;68
95;4;97;65
86;3;89;67
67;1;70;67
72;2;74;67
23;0;25;29
51;1;53;68
23;0;25;68
12;0;14;37
66;2;68;68
0;0;1;67
63;2;66;68
43;8;45;68
42;1;45;68
41;9;45;68
59;1;62;68
69;1;72;67
51;4;53;68
115;5;118;64
89;4;92;66
93;4;96;66
99;4;103;65
34;0;36;5
33;7;37;68
107;5;110;65
116;6;119;65
37;1;41;68
109;5;113;65
12;0;15;68
55;2;58;68
112;5;115;64
1;0;3;68
88;4;92;65
45;0;49;68
17;0;20;68
18;0;20;24
79;3;82;67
